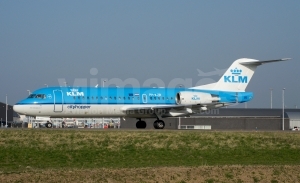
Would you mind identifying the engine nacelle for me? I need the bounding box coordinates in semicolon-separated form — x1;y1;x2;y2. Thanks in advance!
176;91;219;105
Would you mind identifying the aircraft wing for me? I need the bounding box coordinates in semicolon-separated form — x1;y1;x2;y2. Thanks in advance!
121;104;187;111
121;102;226;111
121;102;227;117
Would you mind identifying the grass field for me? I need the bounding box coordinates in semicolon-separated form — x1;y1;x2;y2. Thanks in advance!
0;129;300;182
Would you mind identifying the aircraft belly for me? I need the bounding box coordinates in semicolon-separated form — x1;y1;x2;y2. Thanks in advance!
124;114;157;118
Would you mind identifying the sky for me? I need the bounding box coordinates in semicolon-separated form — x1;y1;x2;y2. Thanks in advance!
1;1;299;108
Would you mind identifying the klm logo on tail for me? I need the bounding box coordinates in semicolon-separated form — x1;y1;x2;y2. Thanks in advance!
224;68;248;83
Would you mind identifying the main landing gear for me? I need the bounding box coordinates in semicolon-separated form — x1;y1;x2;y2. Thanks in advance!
153;120;165;129
136;119;147;129
135;119;165;129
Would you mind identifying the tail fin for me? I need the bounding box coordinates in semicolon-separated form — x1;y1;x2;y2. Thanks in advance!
192;58;290;92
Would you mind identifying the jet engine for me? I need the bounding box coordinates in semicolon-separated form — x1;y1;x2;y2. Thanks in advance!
175;91;219;105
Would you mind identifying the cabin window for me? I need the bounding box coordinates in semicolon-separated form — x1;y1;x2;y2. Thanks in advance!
158;97;160;100
166;97;169;100
128;97;130;100
82;96;85;99
150;97;152;100
73;97;76;99
92;97;94;100
154;97;156;100
114;97;116;100
96;97;98;100
171;97;173;100
137;97;140;100
119;97;121;100
87;97;89;99
123;97;126;100
132;97;134;100
100;97;103;100
109;97;112;99
78;96;80;99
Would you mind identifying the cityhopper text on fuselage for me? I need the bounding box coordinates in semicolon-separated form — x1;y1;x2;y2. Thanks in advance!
13;58;290;129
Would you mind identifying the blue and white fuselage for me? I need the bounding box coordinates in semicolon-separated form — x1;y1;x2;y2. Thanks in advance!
14;87;252;118
13;58;290;129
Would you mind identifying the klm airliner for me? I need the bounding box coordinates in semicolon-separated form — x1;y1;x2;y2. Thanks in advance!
13;58;290;129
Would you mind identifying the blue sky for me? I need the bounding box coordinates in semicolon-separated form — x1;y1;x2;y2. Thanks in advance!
1;1;299;108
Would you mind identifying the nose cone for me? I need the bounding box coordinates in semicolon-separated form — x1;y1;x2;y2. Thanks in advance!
13;104;26;114
13;104;21;113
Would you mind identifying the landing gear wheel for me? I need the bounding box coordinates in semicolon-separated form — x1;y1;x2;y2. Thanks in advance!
46;122;52;128
136;120;146;129
153;120;165;129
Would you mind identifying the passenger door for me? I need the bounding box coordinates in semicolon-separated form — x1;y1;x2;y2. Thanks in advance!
53;90;63;112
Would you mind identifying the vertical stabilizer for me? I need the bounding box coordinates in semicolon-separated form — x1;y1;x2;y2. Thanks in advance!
191;58;290;92
213;58;258;91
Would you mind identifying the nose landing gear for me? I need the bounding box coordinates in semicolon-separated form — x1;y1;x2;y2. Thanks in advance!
46;121;53;128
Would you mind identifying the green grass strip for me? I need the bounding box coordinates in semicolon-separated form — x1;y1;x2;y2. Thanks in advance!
0;129;300;171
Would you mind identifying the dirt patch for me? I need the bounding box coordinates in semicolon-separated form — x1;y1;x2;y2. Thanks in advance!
0;165;299;183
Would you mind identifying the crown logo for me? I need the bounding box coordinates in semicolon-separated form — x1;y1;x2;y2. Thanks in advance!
230;68;242;75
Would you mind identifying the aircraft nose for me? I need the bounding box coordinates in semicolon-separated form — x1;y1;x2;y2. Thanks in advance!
13;104;25;114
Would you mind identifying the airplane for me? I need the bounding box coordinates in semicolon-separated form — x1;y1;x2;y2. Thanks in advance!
13;58;290;129
197;68;227;77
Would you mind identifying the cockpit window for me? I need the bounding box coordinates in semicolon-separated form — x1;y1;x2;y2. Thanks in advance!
36;94;46;99
28;94;46;99
28;94;36;98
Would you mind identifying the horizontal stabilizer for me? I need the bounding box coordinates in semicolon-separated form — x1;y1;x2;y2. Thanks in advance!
239;58;291;65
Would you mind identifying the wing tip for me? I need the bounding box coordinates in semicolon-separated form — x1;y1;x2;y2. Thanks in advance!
281;58;292;61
